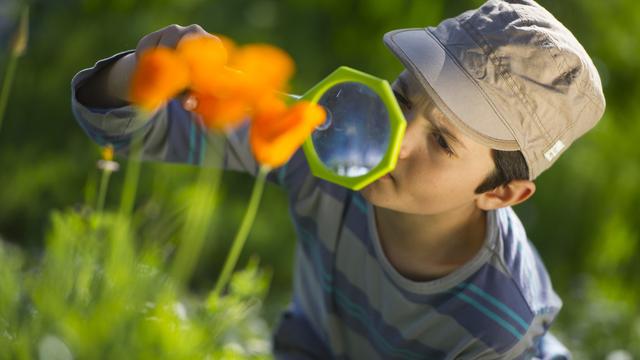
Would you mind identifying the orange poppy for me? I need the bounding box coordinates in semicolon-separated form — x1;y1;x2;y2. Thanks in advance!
130;34;323;168
130;47;190;111
214;34;237;57
191;91;250;131
229;44;294;95
187;66;256;129
176;35;228;93
250;99;326;168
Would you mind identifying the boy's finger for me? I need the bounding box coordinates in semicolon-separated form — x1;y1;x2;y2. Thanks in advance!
181;24;210;38
136;26;170;57
169;24;217;48
156;28;184;50
135;24;184;57
136;24;214;58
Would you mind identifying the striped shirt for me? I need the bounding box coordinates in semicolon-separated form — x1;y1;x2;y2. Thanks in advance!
71;51;569;360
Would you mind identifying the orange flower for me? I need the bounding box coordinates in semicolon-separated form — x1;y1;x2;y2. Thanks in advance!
214;34;237;57
187;66;255;129
229;44;294;95
191;92;250;130
130;47;190;111
250;99;326;168
129;34;321;168
191;66;250;99
176;35;228;93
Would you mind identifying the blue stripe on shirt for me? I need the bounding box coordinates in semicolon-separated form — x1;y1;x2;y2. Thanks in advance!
341;191;536;353
455;292;524;340
187;118;195;164
295;180;533;353
295;215;447;359
459;282;530;332
352;192;535;347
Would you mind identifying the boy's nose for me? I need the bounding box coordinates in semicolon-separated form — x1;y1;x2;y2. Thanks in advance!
397;121;419;160
398;139;411;160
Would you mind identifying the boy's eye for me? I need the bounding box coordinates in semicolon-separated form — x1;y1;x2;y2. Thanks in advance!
432;131;454;157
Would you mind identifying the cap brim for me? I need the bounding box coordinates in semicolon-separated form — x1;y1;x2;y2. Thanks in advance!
384;28;519;151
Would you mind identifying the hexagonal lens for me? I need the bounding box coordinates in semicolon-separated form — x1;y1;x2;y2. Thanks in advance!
312;82;391;177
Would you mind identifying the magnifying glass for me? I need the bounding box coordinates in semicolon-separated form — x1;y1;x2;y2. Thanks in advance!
299;67;406;190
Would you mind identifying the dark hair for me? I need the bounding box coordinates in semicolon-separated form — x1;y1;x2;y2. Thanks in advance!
474;150;529;194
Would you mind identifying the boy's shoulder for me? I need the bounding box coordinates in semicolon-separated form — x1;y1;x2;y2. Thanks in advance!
492;207;562;314
441;207;562;356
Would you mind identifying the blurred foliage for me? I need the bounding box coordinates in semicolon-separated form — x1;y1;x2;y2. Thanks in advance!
0;212;272;359
0;156;272;359
0;0;639;358
0;119;274;358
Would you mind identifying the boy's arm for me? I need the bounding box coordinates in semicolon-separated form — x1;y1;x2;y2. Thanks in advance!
533;331;571;360
497;315;570;360
75;52;135;109
71;24;218;165
76;24;206;109
71;24;316;192
71;48;213;167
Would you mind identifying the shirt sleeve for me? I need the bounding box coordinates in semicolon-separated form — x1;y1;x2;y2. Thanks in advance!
70;51;317;195
501;316;570;360
532;331;571;360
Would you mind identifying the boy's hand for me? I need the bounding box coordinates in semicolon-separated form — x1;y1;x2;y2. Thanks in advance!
134;24;213;58
77;24;213;109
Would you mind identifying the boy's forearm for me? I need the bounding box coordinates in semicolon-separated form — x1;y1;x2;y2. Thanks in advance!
76;53;136;109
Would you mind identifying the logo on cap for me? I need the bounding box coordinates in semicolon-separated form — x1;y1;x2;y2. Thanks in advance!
544;140;566;161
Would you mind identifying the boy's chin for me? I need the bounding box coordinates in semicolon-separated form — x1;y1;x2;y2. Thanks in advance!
358;185;378;204
358;187;400;211
359;182;408;211
359;176;391;199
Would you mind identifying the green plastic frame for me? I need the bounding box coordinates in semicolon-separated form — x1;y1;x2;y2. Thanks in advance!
300;66;406;190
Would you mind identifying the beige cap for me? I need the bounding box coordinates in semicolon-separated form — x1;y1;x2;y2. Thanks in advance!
384;0;605;179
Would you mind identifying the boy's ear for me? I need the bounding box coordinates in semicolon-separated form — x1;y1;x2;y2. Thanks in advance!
476;180;536;210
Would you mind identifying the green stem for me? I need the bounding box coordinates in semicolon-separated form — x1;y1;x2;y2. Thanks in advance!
96;169;112;213
170;163;221;283
0;53;18;133
119;134;143;217
212;166;269;298
109;134;142;288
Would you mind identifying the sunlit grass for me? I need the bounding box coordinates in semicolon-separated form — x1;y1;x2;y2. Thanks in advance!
0;134;273;359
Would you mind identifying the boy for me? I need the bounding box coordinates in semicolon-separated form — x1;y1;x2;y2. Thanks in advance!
71;0;605;358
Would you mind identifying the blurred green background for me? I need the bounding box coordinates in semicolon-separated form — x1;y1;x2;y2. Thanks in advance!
0;0;638;358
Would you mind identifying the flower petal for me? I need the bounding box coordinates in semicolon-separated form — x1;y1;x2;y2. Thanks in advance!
191;91;250;131
214;34;237;56
130;47;190;111
229;44;294;92
250;101;326;167
176;34;228;92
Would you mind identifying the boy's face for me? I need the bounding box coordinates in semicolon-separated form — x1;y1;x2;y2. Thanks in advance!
359;73;496;215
